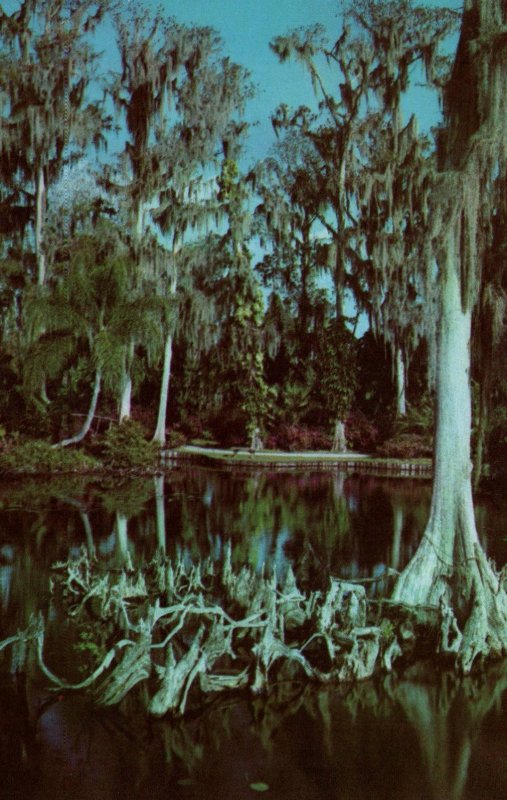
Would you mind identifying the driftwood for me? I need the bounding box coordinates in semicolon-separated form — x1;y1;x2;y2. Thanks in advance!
0;546;495;718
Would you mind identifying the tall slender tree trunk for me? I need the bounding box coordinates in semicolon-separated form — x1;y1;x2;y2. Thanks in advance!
119;342;134;422
392;231;507;670
334;243;345;321
136;200;145;242
118;201;145;426
35;165;49;404
395;345;407;417
153;270;177;445
35;166;46;287
331;418;347;453
152;332;173;445
119;372;132;422
54;369;101;448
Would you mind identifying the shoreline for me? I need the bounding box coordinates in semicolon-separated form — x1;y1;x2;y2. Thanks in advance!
163;445;433;477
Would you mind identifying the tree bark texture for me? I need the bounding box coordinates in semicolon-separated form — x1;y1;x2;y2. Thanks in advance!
392;231;507;670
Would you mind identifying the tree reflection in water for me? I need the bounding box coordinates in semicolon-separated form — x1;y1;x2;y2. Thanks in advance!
2;662;507;799
387;664;507;800
0;468;507;798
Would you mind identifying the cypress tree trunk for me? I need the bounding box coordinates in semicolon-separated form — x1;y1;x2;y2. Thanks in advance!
35;166;46;286
119;342;134;422
395;345;407;417
334;243;345;321
392;231;507;670
392;0;507;672
119;373;132;422
153;266;177;445
152;332;173;445
331;419;347;453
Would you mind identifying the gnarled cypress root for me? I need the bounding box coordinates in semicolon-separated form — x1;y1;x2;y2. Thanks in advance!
95;631;152;707
2;535;504;719
0;551;409;716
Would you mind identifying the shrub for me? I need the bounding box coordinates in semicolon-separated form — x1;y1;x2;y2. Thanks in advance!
345;411;380;452
375;399;434;459
268;424;331;451
376;433;432;459
165;428;187;449
0;439;99;475
394;398;433;437
101;419;160;470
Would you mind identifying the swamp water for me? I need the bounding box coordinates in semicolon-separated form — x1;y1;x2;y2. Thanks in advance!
1;466;507;800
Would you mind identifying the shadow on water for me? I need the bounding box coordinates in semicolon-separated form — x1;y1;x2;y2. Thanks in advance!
1;466;507;799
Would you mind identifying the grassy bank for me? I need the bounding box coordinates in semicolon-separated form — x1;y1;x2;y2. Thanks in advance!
0;423;432;479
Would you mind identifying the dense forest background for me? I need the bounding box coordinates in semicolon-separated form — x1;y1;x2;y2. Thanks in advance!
0;0;506;483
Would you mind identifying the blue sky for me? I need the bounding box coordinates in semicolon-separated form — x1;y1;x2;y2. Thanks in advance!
108;0;463;163
2;0;463;162
101;0;343;162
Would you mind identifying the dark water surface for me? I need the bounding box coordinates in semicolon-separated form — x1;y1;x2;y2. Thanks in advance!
1;466;507;800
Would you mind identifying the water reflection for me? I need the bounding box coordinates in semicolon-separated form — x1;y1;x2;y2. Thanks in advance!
2;661;507;800
1;468;507;799
1;469;506;638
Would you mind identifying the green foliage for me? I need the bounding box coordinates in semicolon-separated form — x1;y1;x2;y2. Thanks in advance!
393;398;434;438
0;439;99;475
376;397;433;457
165;428;187;448
314;322;358;424
240;351;277;441
275;381;312;425
101;419;160;470
218;158;240;202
